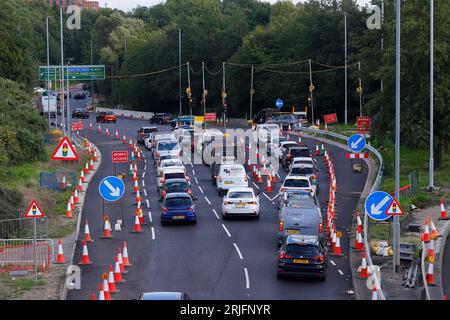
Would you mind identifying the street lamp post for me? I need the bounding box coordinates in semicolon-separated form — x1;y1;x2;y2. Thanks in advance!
429;0;434;191
59;7;65;135
344;12;348;125
178;29;182;117
46;16;51;128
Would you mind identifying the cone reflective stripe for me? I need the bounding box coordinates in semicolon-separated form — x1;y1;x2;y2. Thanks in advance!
66;200;73;218
138;209;145;225
117;248;128;274
84;162;90;175
108;265;119;293
97;125;102;133
74;189;79;204
114;130;119;139
135;190;141;203
132;172;137;183
56;240;65;264
331;229;336;249
133;180;139;193
88;145;92;156
252;165;256;178
371;287;379;300
62;175;67;187
358;252;369;279
122;135;127;144
427;239;435;258
70;194;75;210
101;216;113;239
93;150;98;162
257;168;262;184
114;257;125;283
132;213;142;233
356;212;363;233
98;284;105;300
83;220;93;242
79;240;93;265
271;170;277;183
137;151;142;161
422;220;431;243
440;201;449;220
103;273;111;300
430;218;439;240
78;178;84;192
105;128;110;136
426;260;435;285
315;144;320;156
80;170;86;183
333;235;343;256
354;229;364;251
122;242;132;267
89;159;94;170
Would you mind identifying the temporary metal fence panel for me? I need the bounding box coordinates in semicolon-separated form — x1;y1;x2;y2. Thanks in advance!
0;239;53;273
0;217;48;240
40;171;76;191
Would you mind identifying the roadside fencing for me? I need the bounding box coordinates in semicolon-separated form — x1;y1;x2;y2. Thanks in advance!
0;239;54;273
300;126;386;300
0;217;48;240
95;107;154;120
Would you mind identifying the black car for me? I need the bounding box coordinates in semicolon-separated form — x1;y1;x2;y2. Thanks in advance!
277;235;328;280
72;108;89;119
252;108;280;124
281;146;311;169
211;162;220;185
74;92;86;100
137;126;158;145
150;113;173;125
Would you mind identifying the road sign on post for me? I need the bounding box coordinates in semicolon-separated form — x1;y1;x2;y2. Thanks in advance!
24;200;45;219
348;134;366;153
51;136;79;161
365;191;393;221
71;121;84;131
112;151;129;163
276;99;284;109
98;176;125;202
324;113;338;124
357;116;371;135
39;65;106;81
386;198;404;216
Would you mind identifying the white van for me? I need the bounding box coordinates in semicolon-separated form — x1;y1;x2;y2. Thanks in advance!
216;164;248;196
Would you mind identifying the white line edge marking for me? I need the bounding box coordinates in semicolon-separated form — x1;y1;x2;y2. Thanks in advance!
144;159;147;163
151;227;155;240
195;177;199;184
142;181;146;187
262;193;271;201
212;209;220;220
276;172;281;179
142;172;146;178
204;197;211;205
338;269;344;275
144;165;147;171
221;224;231;237
192;170;196;176
330;260;336;266
252;182;260;190
233;243;244;260
244;268;250;289
143;189;147;197
146;199;150;209
198;186;204;194
148;211;152;223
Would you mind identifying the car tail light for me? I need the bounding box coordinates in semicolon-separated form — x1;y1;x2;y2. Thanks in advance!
162;207;168;212
287;154;292;160
187;206;194;212
188;189;192;194
162;190;167;196
313;255;324;263
186;176;190;181
319;223;323;233
278;221;284;231
307;189;313;193
179;150;183;156
140;133;145;137
161;179;165;184
279;252;293;260
311;175;316;180
280;187;287;192
224;201;232;205
248;201;257;205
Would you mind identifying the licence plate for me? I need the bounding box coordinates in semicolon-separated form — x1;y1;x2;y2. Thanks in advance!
293;259;308;264
172;216;185;220
285;229;300;235
235;203;246;208
224;181;233;185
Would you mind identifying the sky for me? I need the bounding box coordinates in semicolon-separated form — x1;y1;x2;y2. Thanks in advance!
98;0;372;13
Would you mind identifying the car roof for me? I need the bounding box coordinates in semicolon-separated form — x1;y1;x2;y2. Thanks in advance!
164;178;189;184
162;167;185;173
286;235;319;245
161;158;183;164
165;192;191;199
227;187;254;193
220;164;245;170
281;207;320;224
141;126;157;130
293;157;314;162
291;163;314;168
284;175;310;180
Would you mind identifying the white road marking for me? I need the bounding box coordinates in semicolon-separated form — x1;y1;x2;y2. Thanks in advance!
233;243;244;260
143;189;147;197
244;268;250;289
262;192;271;201
142;172;146;178
192;169;196;176
148;211;152;223
252;182;260;190
330;260;336;266
195;177;199;184
151;227;155;240
271;202;276;205
222;224;232;237
144;159;147;164
144;165;147;171
198;186;204;194
204;197;211;205
212;209;220;220
146;199;150;209
142;180;146;187
276;172;281;179
338;269;344;276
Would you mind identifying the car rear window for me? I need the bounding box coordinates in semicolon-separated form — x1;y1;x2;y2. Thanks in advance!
290;149;310;157
166;182;189;192
290;167;314;175
165;197;192;207
165;172;185;180
284;179;310;188
158;141;179;151
285;192;312;201
228;191;253;199
143;128;156;133
285;244;319;255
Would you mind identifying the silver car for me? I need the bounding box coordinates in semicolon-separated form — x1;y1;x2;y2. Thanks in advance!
277;206;323;246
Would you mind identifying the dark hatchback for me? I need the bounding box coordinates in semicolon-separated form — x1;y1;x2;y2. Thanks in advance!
150;113;173;125
137;126;158;145
72;108;89;119
281;146;311;169
160;192;196;225
160;178;193;200
277;235;328;280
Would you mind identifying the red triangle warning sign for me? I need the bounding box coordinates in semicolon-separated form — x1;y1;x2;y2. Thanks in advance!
386;198;404;216
51;136;79;161
24;200;45;218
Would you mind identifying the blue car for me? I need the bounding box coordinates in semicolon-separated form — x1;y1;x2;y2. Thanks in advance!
161;192;197;225
171;116;195;128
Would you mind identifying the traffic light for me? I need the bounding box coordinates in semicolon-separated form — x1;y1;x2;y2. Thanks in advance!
32;205;37;215
62;143;68;157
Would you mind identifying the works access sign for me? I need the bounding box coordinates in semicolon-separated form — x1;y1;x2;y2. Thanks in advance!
51;136;79;161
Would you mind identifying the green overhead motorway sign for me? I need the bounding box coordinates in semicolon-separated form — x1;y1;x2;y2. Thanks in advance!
39;65;105;81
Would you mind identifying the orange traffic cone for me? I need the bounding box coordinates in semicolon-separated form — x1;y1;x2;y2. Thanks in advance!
108;265;119;293
427;239;435;258
315;144;320;156
430;218;440;240
98;284;105;300
358;251;369;279
440;201;449;220
332;235;343;256
114;130;119;140
84;162;90;175
256;168;262;184
89;159;94;170
132;213;142;233
138;209;145;225
62;175;67;188
114;256;125;283
122;242;132;267
70;193;75;210
356;211;363;233
102;273;111;300
78;178;84;192
266;175;273;193
354;229;364;251
371;286;379;300
73;189;79;204
97;125;102;134
79;240;93;265
422;220;431;243
135;190;141;204
101;216;113;239
84;219;93;242
137;151;142;161
56;240;65;264
66;200;72;218
122;135;127;144
105;128;110;136
117;248;128;274
93;150;98;162
426;259;436;286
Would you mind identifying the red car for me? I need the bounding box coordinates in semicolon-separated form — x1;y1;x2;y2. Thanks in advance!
96;111;117;123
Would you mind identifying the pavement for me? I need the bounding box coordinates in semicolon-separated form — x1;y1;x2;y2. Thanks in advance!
64;115;369;300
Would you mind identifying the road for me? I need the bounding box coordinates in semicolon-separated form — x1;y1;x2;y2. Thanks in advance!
67;102;368;300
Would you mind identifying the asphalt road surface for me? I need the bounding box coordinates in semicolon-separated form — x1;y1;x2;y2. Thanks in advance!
67;108;368;300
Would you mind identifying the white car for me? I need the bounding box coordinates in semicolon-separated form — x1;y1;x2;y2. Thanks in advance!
154;140;181;165
216;164;248;196
288;163;318;183
276;141;298;160
157;167;189;190
279;175;318;197
222;188;260;219
289;157;318;172
157;158;184;177
151;133;176;155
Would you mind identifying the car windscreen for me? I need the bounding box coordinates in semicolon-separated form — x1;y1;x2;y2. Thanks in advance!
284;179;309;188
290;149;310;157
228;192;253;199
158;141;179;151
143;128;156;133
290;167;314;175
165;173;185;180
166;182;189;192
165;197;192;207
285;244;319;256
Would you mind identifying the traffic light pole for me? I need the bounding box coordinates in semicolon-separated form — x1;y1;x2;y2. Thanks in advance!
429;0;434;191
59;7;65;136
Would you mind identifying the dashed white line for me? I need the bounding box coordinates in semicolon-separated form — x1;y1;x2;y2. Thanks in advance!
144;165;147;171
233;243;244;260
252;182;260;190
144;159;147;164
145;199;150;209
195;177;199;184
192;169;196;176
212;209;220;220
204;197;211;205
244;268;250;289
221;224;232;237
276;172;281;179
338;269;344;276
142;180;146;187
148;211;152;223
330;260;336;266
151;227;156;240
143;189;148;197
262;192;271;201
142;172;146;178
198;186;204;194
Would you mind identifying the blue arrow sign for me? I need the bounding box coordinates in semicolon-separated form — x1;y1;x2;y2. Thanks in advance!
98;176;125;202
348;134;366;152
365;191;393;221
275;99;284;109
